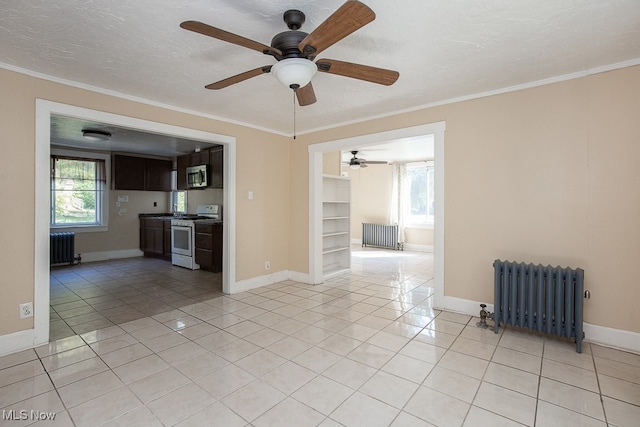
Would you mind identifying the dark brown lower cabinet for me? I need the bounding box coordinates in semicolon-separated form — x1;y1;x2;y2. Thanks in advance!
140;218;172;260
195;223;223;272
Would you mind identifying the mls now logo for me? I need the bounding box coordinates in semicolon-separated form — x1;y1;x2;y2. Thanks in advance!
2;410;56;421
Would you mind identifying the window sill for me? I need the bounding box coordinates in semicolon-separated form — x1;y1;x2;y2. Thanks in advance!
405;223;434;230
50;225;107;233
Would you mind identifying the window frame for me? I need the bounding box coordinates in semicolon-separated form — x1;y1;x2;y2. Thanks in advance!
50;148;110;233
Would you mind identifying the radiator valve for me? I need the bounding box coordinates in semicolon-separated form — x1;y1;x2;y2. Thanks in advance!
477;304;492;329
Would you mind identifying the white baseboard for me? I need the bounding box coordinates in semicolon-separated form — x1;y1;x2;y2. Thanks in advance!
437;296;640;355
437;296;494;318
583;323;640;355
80;249;144;263
289;271;313;284
0;329;47;358
403;243;434;252
231;270;291;294
350;238;433;252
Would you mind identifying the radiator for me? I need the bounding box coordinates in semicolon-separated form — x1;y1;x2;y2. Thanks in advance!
493;260;585;352
362;223;402;250
50;232;79;265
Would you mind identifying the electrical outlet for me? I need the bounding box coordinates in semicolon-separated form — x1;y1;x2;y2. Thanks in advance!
19;302;33;319
265;261;270;270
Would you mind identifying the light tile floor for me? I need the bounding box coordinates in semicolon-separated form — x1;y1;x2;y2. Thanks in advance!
1;247;639;426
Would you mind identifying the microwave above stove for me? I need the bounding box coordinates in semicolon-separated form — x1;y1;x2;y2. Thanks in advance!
186;164;208;189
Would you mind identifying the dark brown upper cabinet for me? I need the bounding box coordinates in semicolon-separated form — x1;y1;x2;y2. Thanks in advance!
209;146;223;188
112;154;172;192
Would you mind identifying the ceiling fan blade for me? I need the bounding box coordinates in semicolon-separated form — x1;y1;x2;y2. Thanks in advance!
205;66;272;90
296;83;317;106
180;21;282;56
316;59;399;85
298;1;375;58
363;161;388;164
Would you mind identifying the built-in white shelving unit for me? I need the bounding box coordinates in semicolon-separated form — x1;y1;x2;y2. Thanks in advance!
322;174;351;279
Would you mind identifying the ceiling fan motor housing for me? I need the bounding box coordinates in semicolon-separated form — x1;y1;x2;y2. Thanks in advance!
271;9;312;59
271;30;308;59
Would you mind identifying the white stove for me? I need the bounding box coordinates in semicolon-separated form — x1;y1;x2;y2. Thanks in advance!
171;204;221;269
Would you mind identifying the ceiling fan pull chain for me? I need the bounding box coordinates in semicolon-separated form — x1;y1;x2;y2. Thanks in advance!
293;89;297;140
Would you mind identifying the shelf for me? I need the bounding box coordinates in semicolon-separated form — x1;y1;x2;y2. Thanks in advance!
321;174;351;282
323;231;349;238
322;246;350;255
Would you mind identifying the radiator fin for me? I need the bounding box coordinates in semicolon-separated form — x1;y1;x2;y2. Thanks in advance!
493;260;584;353
362;223;402;250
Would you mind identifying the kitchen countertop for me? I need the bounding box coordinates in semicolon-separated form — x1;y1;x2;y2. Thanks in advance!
139;213;222;223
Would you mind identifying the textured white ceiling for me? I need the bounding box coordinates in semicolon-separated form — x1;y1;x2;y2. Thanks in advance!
2;0;640;137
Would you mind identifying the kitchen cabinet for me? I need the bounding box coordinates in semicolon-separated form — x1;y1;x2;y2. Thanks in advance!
113;155;145;190
209;146;224;188
163;220;172;257
194;222;223;272
145;158;173;191
140;218;172;259
190;150;209;166
176;155;189;190
113;155;172;191
176;145;224;190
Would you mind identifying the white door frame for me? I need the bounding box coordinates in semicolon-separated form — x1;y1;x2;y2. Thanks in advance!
308;121;446;307
33;99;237;347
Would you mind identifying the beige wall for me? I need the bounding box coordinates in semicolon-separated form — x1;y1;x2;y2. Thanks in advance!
349;165;393;233
2;64;639;339
294;66;640;334
72;187;222;256
0;68;291;335
322;152;341;175
76;190;170;254
348;164;434;246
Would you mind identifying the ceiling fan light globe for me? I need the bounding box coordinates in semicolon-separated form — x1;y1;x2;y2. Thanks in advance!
271;58;317;89
350;164;360;169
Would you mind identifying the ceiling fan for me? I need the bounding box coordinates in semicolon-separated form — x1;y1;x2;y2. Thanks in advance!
180;0;399;106
344;151;388;168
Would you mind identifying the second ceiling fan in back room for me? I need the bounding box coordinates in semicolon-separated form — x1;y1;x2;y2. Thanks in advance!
180;0;400;107
343;151;388;169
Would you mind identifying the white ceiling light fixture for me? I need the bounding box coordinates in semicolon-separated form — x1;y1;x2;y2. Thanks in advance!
82;129;111;142
271;58;317;90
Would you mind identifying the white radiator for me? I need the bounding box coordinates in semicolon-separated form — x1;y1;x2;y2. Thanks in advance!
362;223;402;250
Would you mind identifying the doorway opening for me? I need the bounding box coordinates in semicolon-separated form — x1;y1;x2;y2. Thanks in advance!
35;100;237;344
308;122;446;307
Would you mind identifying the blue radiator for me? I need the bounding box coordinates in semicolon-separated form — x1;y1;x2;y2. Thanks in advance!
493;260;585;353
50;232;78;265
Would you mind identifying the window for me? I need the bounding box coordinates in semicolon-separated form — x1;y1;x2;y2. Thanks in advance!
51;155;106;226
406;161;435;225
172;191;187;214
170;170;188;214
